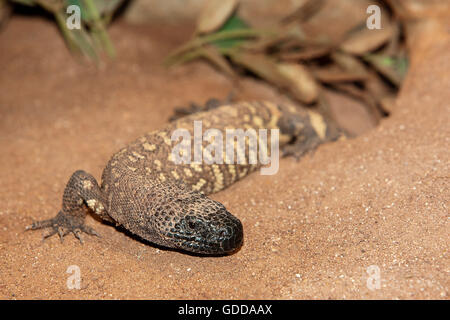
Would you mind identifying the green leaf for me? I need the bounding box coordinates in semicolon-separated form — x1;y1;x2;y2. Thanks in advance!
65;0;92;21
364;54;409;86
65;0;122;21
211;14;250;49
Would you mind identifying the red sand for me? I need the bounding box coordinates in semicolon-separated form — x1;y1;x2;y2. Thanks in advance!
0;17;448;299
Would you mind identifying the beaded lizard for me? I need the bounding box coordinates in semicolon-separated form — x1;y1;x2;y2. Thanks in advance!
27;101;340;254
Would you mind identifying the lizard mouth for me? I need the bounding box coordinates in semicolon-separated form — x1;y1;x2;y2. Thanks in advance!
178;217;243;254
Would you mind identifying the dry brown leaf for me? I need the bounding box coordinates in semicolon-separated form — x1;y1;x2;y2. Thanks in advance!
281;0;326;24
299;0;374;44
382;22;401;56
331;51;369;77
333;82;369;100
364;54;403;86
242;24;306;53
379;95;397;114
278;45;332;61
200;45;238;78
365;70;394;100
230;52;319;103
277;63;319;103
312;66;368;83
386;0;450;20
340;25;394;55
229;51;288;85
196;0;239;34
332;83;382;121
322;89;377;136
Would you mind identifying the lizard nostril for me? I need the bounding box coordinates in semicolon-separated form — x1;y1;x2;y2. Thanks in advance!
218;229;227;240
218;220;243;252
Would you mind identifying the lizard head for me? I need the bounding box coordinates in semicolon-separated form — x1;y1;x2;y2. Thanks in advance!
153;193;243;255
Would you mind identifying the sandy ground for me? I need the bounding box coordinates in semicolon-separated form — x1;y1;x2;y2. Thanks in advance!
0;17;448;299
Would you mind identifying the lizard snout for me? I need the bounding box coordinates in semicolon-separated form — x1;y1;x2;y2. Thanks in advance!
218;218;243;253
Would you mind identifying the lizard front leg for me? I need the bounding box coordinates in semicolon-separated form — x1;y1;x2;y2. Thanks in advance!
26;170;108;243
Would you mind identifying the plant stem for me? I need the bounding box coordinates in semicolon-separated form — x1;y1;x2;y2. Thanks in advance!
165;28;272;66
54;10;78;53
83;0;115;58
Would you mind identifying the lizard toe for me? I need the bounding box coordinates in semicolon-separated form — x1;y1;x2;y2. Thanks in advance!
27;211;100;243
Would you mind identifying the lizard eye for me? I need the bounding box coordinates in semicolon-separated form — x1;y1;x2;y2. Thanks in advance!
186;217;205;231
188;221;196;230
184;216;197;230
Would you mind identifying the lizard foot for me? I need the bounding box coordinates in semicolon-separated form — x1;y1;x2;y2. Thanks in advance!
26;211;100;244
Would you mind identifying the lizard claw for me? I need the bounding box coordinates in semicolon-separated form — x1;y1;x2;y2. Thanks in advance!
26;211;100;244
